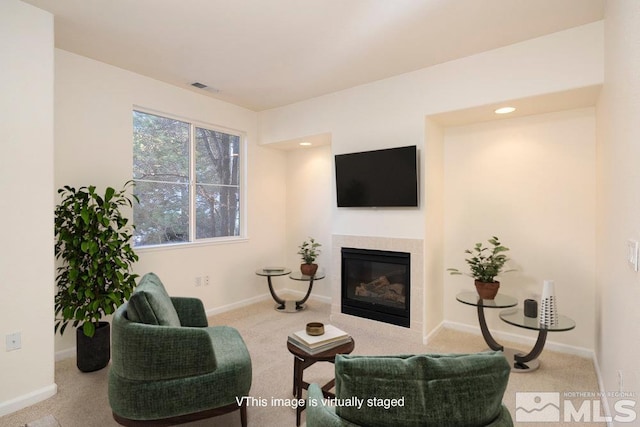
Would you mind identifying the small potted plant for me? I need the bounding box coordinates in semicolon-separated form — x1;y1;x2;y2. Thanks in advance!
298;237;322;276
447;236;514;299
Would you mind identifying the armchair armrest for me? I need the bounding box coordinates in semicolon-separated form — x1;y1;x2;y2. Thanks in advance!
307;384;359;427
171;296;209;327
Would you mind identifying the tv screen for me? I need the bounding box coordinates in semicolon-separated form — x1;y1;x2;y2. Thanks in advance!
335;145;418;207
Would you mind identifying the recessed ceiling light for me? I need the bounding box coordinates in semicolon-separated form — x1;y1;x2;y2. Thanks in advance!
495;107;516;114
299;142;312;146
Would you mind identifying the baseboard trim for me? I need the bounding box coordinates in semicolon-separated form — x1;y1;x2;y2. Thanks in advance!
204;291;331;316
442;320;594;359
0;383;57;417
423;321;445;345
277;288;332;305
591;351;614;427
55;347;75;362
204;293;272;316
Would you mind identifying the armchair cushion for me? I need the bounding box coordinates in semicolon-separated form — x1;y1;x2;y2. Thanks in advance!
334;352;511;427
127;272;181;327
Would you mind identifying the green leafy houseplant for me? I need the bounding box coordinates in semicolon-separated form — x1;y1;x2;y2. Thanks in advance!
54;182;139;339
298;237;322;264
447;236;514;283
297;237;322;276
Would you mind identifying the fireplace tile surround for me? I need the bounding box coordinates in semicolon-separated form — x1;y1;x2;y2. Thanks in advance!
331;235;424;342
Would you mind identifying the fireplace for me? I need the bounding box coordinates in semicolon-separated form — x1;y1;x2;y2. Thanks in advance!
341;247;410;328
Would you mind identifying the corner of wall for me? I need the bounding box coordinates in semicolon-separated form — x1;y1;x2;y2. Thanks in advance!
423;118;445;335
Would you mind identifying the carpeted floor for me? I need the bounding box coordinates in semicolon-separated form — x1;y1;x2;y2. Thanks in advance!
0;297;603;427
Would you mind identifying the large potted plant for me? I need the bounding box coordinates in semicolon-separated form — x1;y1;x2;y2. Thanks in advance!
447;236;514;300
54;182;138;372
297;237;322;276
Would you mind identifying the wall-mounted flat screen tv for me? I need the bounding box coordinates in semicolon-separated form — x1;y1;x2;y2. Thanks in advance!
335;145;418;207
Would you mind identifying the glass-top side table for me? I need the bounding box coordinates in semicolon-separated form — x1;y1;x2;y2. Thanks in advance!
499;308;576;372
455;291;518;352
255;268;324;312
255;268;291;311
289;270;325;312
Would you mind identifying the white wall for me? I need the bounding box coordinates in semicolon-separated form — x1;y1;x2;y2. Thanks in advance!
0;0;56;415
284;145;334;298
260;22;604;242
53;50;288;353
596;0;640;408
443;108;596;351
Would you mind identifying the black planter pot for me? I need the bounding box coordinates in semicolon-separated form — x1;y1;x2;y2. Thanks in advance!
76;321;110;372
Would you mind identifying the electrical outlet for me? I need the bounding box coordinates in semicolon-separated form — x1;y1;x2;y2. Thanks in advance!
195;276;210;287
6;332;21;351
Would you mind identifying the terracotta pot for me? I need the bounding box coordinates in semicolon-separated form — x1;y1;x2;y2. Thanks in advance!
300;263;318;276
475;280;500;300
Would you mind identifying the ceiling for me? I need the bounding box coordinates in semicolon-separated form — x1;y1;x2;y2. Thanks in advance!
23;0;604;112
429;85;602;127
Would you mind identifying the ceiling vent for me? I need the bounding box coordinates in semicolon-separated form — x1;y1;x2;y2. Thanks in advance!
190;82;220;93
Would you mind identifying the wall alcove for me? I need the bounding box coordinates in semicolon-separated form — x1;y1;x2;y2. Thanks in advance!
427;85;600;352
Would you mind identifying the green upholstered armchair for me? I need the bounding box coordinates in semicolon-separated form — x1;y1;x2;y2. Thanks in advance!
108;273;252;426
306;352;513;427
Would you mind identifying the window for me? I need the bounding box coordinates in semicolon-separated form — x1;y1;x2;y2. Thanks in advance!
132;110;243;247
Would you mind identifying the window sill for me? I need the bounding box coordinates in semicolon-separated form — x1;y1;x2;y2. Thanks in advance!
134;236;249;253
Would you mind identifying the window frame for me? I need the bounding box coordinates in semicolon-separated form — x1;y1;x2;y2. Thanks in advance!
132;107;247;249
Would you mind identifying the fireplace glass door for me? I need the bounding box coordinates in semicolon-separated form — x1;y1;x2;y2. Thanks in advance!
341;247;410;327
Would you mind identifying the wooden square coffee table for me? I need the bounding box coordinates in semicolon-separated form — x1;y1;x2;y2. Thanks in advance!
287;337;355;426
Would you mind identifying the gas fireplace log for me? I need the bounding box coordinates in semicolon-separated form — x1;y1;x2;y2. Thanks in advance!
354;275;406;304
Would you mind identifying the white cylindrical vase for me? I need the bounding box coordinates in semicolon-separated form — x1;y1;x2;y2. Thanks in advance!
539;279;558;327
